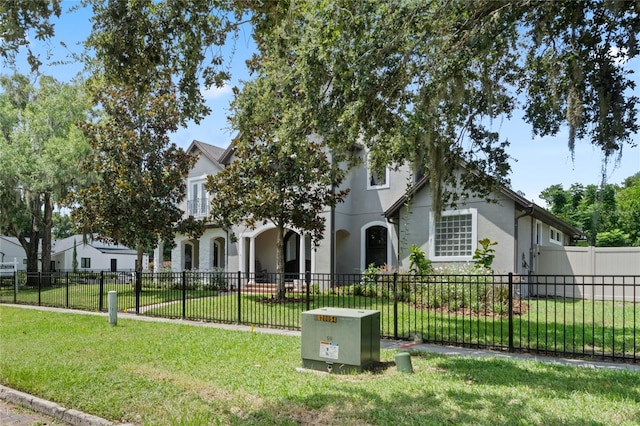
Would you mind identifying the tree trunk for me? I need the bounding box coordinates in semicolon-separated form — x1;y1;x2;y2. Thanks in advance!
40;193;53;286
136;244;144;272
276;224;286;300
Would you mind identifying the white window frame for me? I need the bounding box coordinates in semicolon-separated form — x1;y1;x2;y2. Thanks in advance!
360;221;392;271
187;175;209;217
366;154;389;190
429;208;478;262
549;226;563;245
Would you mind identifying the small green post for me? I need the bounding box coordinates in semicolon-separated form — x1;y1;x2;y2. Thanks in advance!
395;352;413;373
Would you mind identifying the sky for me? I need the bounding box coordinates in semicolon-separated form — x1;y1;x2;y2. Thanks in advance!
4;1;639;207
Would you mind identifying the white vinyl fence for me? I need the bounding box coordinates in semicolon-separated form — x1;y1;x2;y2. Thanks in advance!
530;246;640;301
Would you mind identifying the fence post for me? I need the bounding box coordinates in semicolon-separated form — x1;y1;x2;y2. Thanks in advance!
237;271;242;324
65;272;69;308
508;272;514;353
38;272;41;306
135;271;141;314
393;272;398;340
99;271;104;311
182;271;187;320
13;271;17;304
305;271;311;311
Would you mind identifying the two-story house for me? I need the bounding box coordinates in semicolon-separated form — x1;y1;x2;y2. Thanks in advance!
157;140;581;283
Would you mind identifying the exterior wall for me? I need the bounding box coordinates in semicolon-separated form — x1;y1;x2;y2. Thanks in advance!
0;238;27;270
331;152;411;273
52;245;146;271
396;188;519;274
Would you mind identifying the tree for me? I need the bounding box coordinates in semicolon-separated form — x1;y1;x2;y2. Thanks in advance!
616;172;640;245
85;0;241;125
52;212;75;239
71;82;202;271
0;74;91;282
238;1;639;212
0;0;62;71
540;174;640;247
208;136;347;299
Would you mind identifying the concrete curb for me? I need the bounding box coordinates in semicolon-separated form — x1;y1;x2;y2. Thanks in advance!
0;385;134;426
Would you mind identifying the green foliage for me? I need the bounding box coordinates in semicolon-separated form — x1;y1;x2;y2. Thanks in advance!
240;1;640;213
0;0;62;71
540;173;640;246
71;81;202;269
0;74;92;276
473;238;498;270
408;244;433;275
85;0;241;125
596;230;631;247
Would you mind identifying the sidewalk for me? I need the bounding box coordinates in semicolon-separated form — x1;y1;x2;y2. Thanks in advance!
1;304;638;425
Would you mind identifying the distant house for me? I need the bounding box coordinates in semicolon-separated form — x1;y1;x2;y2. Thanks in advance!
157;140;582;283
0;235;147;271
51;235;148;271
0;236;28;270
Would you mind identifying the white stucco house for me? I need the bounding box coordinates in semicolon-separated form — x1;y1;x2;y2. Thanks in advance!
157;140;581;281
0;236;28;270
0;234;147;271
50;235;148;271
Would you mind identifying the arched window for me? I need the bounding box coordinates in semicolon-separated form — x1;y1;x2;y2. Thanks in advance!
365;226;387;268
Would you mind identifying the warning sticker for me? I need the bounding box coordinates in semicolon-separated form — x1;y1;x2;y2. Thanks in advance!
319;341;339;360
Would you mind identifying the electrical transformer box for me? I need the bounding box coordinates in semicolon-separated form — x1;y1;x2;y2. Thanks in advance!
301;307;380;373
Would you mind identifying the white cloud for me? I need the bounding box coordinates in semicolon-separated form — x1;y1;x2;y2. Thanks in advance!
202;84;233;100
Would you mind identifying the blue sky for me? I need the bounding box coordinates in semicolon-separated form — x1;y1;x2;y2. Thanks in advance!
5;1;639;207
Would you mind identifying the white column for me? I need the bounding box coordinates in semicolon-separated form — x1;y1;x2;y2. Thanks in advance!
238;237;245;274
153;238;163;273
299;233;306;278
249;236;256;277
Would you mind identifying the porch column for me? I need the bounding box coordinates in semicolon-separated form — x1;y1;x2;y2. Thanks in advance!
249;236;256;276
239;237;245;274
153;238;163;272
299;233;306;278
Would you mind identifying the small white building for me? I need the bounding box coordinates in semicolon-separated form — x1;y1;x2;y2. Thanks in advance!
0;236;27;271
51;235;148;271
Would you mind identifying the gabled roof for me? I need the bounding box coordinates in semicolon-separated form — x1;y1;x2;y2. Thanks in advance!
186;140;227;168
384;174;583;239
51;235;137;256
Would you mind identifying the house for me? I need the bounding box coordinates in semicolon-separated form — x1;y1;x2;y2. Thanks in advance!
0;234;147;272
0;236;28;270
159;140;581;286
50;235;148;271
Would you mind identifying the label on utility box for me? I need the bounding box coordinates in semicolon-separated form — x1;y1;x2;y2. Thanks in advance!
319;341;339;360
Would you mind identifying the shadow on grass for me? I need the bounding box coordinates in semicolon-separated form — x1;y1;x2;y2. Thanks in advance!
235;354;640;425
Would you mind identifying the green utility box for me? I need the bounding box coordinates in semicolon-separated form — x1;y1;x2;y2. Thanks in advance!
301;307;380;374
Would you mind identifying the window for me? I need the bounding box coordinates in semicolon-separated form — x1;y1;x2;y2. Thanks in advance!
365;226;388;267
366;154;389;189
549;226;562;245
535;221;542;245
187;176;209;217
430;209;477;261
81;257;91;268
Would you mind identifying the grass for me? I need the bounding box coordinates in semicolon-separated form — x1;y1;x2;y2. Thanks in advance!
1;306;639;425
2;282;638;359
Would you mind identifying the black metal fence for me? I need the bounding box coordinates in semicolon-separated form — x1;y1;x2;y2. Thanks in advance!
1;270;637;363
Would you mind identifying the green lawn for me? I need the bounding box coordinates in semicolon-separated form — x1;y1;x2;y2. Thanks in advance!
2;283;638;359
1;306;639;425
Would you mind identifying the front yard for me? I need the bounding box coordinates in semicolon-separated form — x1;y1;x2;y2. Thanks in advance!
1;306;639;425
